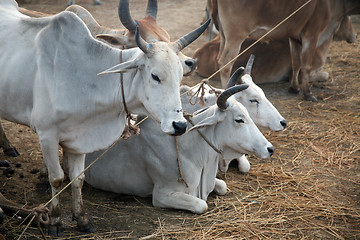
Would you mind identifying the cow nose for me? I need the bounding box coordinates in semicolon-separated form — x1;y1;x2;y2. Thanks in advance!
267;146;275;156
185;59;196;71
280;120;287;128
172;121;187;136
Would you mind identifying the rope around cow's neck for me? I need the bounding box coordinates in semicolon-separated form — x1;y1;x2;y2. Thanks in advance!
120;50;140;139
17;1;313;238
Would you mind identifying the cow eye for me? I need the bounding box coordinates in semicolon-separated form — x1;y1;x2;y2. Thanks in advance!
151;73;160;83
250;99;259;104
235;119;245;123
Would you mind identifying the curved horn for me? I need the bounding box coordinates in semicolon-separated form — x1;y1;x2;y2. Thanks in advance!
226;67;244;89
174;19;211;52
135;25;151;53
146;0;157;20
217;84;249;110
119;0;137;32
245;54;255;75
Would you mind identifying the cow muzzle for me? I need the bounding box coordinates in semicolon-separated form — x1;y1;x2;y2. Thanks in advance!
183;59;196;76
171;121;187;136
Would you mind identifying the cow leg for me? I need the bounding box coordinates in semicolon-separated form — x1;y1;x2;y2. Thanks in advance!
288;38;302;94
38;133;65;236
152;186;208;214
299;38;318;102
66;152;95;233
310;38;332;82
213;178;227;195
237;154;250;173
0;121;20;157
218;38;244;87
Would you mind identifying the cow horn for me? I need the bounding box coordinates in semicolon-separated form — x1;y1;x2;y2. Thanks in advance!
217;84;249;110
145;0;157;20
245;54;255;75
173;19;211;52
135;25;151;53
119;0;137;32
226;67;245;89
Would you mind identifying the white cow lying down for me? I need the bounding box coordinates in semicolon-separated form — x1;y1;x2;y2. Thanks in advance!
85;68;274;214
183;55;286;173
0;0;209;235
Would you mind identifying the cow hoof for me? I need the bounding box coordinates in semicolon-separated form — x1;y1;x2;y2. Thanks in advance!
304;94;318;102
48;224;63;237
288;87;299;94
78;222;96;233
4;147;20;157
0;207;4;223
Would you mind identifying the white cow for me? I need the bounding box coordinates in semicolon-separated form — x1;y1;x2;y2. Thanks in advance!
85;70;274;214
19;0;197;76
0;0;208;235
183;55;286;173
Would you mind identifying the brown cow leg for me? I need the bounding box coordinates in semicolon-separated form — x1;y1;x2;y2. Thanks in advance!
0;121;20;157
218;38;244;88
299;38;318;102
288;38;301;94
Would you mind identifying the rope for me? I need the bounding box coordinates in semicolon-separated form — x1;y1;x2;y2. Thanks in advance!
119;50;140;139
17;1;312;238
175;137;189;188
184;113;222;155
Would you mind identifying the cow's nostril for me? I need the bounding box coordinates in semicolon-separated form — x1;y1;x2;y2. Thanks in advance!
267;146;274;156
280;120;287;128
185;59;196;70
172;121;187;136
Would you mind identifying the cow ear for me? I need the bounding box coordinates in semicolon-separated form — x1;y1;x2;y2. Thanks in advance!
187;110;225;132
97;55;143;75
96;34;128;46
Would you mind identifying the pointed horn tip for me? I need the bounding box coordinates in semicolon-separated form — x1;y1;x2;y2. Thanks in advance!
97;71;107;76
97;69;121;75
226;67;245;89
203;18;211;28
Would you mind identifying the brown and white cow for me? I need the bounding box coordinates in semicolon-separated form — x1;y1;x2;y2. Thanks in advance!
193;14;356;84
210;0;360;101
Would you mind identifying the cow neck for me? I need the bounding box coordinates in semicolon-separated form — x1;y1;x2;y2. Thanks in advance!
119;50;140;139
184;113;222;155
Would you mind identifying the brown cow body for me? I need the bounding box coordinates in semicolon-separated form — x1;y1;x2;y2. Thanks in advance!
211;0;360;101
194;14;356;84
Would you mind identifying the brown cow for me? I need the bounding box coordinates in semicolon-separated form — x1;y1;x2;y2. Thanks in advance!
211;0;360;101
193;15;357;84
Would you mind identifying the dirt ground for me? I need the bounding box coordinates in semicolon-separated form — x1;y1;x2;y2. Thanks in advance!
1;0;360;239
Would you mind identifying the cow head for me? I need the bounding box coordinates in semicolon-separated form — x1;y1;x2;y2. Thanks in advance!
181;56;287;132
333;15;357;43
229;55;287;131
100;19;209;136
188;80;274;160
95;0;197;76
